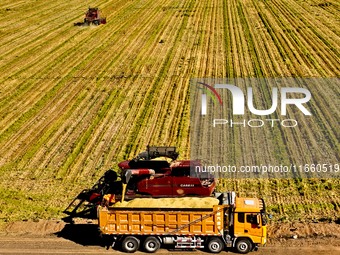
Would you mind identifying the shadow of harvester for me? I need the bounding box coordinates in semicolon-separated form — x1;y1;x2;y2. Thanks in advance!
55;223;108;247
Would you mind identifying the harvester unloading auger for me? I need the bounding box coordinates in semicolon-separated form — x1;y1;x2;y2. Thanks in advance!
74;7;106;26
63;146;216;222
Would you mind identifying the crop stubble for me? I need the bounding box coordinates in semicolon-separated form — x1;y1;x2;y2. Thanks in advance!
0;0;338;222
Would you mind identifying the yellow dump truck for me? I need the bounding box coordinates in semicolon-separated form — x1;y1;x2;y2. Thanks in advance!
98;193;268;254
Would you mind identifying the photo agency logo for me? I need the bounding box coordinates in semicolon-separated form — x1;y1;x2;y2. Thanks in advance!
196;79;312;128
190;78;338;179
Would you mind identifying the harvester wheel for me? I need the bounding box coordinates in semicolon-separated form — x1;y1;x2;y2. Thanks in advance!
143;236;161;253
121;236;140;253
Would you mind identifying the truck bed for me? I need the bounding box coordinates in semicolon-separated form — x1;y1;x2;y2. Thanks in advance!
98;205;226;236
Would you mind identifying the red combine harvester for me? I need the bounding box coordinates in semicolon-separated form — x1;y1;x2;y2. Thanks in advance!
74;7;106;26
63;146;216;222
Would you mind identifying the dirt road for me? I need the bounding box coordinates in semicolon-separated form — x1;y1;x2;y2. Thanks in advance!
0;235;339;255
1;220;339;255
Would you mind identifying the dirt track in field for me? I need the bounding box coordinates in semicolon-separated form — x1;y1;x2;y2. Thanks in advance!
0;219;339;254
0;235;339;255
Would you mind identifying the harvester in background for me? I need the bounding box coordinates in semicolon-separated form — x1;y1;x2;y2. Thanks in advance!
63;146;216;222
74;7;106;26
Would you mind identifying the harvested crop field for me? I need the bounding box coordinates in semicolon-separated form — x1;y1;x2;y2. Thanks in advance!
0;0;339;226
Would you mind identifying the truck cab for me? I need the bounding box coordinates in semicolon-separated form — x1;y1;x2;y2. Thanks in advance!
226;197;267;253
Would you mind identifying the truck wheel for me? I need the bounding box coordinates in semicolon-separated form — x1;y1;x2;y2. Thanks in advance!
207;237;224;253
143;236;161;253
121;236;140;253
235;238;252;254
